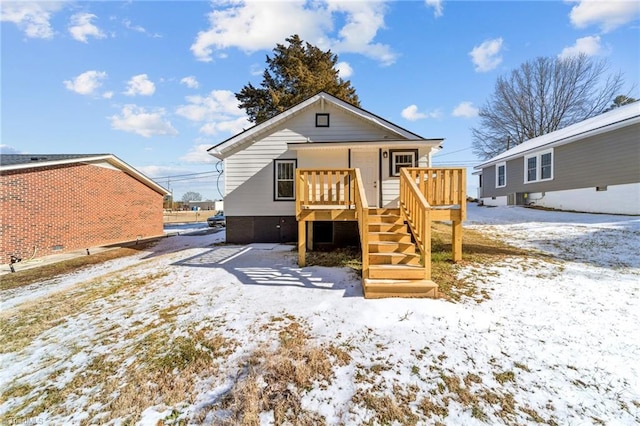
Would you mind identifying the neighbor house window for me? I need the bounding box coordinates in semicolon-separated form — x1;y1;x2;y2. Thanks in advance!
495;162;506;188
390;150;418;176
274;159;296;201
524;149;553;183
315;113;330;127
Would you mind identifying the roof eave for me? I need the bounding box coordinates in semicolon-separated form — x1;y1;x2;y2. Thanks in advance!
474;114;640;170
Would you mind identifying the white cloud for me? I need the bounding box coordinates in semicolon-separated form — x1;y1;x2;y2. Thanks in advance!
0;1;64;39
110;105;177;138
180;144;218;164
180;76;199;89
122;18;162;38
199;117;250;136
64;70;107;95
176;90;250;135
325;1;397;65
401;105;442;121
469;38;504;72
452;101;479;118
0;144;22;154
191;1;396;65
336;61;353;78
102;91;114;99
559;35;602;59
124;74;156;96
68;12;105;43
425;0;443;17
568;0;640;33
250;64;263;76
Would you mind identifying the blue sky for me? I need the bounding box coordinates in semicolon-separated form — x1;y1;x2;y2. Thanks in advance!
2;0;639;201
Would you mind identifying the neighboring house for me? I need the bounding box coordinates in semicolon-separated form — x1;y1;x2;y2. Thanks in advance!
208;92;444;245
474;102;640;215
0;154;170;261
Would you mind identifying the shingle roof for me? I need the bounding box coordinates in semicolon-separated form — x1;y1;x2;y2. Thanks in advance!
475;102;640;170
0;154;110;167
0;153;170;195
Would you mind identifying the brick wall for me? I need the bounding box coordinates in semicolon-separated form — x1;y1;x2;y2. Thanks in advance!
0;162;164;261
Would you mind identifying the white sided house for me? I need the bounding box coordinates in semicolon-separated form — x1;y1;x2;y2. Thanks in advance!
474;102;640;215
208;92;444;245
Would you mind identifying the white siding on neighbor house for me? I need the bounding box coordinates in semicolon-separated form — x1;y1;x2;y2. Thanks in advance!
529;183;640;215
480;196;509;207
224;102;402;216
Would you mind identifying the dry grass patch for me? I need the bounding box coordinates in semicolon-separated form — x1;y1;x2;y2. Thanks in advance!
212;317;351;425
353;390;419;425
0;242;156;291
0;326;237;425
0;270;168;353
305;247;362;274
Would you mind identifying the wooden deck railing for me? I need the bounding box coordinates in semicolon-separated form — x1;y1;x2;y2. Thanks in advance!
353;169;369;280
296;169;354;213
406;168;466;221
399;168;432;279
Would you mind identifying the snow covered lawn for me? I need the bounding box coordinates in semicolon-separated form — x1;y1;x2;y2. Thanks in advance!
1;205;639;425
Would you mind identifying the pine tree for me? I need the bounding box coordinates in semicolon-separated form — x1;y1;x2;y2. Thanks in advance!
236;35;360;124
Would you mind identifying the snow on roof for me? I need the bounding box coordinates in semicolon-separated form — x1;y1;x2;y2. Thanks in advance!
475;102;640;170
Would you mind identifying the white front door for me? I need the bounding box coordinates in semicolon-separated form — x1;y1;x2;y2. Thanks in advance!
351;150;379;207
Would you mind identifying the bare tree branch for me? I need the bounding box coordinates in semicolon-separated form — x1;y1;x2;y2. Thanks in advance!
472;54;624;160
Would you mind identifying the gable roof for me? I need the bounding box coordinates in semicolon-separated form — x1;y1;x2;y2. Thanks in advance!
0;153;170;196
208;91;440;159
475;102;640;170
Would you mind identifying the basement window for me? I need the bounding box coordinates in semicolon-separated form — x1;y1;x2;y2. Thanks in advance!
596;186;608;192
315;113;330;127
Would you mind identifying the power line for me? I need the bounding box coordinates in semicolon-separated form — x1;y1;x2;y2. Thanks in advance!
154;170;221;180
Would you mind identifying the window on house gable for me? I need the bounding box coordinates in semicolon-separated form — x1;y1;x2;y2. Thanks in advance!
524;149;553;183
390;150;417;176
496;162;506;188
315;113;330;127
274;159;296;201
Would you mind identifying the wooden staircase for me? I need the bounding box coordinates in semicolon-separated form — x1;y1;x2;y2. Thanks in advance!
364;208;438;299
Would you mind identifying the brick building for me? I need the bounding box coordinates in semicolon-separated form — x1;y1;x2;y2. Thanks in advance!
0;154;170;261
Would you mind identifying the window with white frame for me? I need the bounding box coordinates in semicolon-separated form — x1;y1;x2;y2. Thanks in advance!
390;150;417;176
274;159;296;200
524;149;553;183
495;162;506;188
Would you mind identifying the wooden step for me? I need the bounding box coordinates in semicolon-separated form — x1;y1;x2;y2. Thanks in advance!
369;214;404;224
368;223;407;233
368;232;411;243
369;241;416;254
369;252;421;265
369;208;400;216
363;278;438;299
368;264;425;279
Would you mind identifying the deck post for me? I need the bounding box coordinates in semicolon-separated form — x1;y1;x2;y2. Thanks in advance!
298;220;306;266
452;220;462;262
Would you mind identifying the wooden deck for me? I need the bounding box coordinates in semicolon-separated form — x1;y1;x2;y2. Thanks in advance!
295;168;466;298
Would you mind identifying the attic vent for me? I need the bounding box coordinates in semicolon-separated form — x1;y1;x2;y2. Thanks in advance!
315;113;329;127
